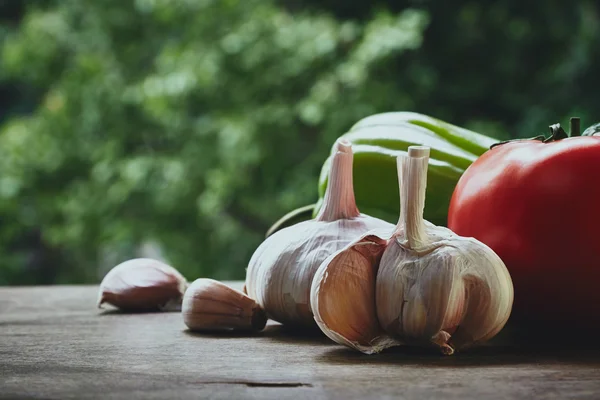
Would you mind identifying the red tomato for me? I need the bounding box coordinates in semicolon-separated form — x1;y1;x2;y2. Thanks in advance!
448;136;600;328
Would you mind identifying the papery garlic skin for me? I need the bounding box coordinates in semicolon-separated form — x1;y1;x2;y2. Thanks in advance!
310;232;401;354
98;258;188;311
245;140;393;327
376;147;514;354
182;279;267;332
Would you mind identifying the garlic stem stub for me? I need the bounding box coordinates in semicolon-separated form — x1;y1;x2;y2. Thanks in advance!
245;139;393;328
97;258;188;312
182;279;267;332
311;146;514;355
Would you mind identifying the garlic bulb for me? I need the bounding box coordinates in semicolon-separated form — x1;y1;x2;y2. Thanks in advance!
98;258;188;311
245;139;393;327
377;146;513;354
311;146;513;355
182;279;267;332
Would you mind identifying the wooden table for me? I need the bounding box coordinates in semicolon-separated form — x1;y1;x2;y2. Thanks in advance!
1;283;600;399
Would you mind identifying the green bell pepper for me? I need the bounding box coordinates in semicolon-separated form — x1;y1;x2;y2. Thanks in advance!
266;112;496;237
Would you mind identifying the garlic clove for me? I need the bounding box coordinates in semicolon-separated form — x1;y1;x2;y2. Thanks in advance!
98;258;188;312
449;244;514;348
182;279;267;332
311;232;401;354
378;245;467;354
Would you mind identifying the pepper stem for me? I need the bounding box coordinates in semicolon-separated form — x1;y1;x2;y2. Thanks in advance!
394;146;430;248
315;139;360;222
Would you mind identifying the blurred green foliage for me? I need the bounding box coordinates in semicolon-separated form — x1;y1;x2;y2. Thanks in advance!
0;0;599;285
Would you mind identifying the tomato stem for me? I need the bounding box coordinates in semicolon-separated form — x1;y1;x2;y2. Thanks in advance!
490;135;545;149
570;117;581;137
546;124;569;142
490;117;582;149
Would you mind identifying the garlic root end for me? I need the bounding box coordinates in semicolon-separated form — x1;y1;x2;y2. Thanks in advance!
431;330;455;356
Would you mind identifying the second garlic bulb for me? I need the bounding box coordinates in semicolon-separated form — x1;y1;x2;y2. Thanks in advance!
376;147;514;354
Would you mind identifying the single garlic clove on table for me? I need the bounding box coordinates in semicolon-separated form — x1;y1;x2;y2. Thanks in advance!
182;279;267;332
98;258;188;312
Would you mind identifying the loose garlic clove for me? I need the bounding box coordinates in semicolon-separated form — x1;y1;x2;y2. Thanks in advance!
182;279;267;332
311;233;401;354
245;140;393;328
98;258;188;311
376;146;514;354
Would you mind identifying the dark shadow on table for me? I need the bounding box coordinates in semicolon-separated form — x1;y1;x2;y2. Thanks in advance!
260;323;331;345
317;343;600;368
181;316;600;367
184;322;331;344
317;322;600;367
183;329;266;339
98;308;181;315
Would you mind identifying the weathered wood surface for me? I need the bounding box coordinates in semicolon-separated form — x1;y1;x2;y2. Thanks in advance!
1;283;600;400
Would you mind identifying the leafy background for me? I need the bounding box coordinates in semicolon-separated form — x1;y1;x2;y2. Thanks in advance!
1;0;598;285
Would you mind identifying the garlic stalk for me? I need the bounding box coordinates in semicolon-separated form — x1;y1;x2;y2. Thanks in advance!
311;146;513;354
182;279;267;332
98;258;188;311
245;140;393;327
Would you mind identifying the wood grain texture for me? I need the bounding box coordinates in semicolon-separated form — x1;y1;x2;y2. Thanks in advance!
1;283;600;400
